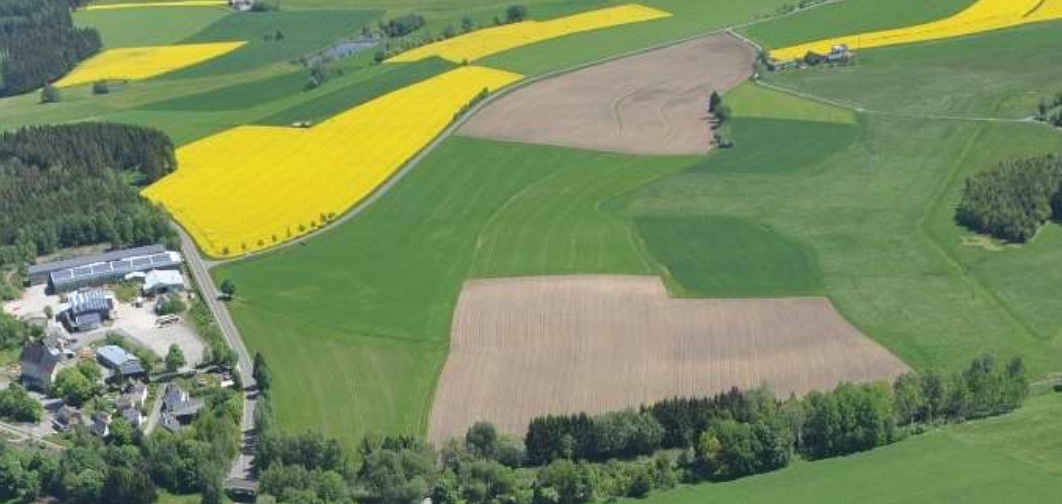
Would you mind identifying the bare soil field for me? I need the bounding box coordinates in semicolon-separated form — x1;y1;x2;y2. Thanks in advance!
429;275;908;443
459;33;757;155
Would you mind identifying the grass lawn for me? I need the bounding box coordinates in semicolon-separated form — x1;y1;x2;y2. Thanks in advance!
630;392;1062;503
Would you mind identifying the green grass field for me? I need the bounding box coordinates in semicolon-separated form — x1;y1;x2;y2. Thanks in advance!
167;9;382;78
213;14;1062;447
742;0;973;49
257;57;455;125
636;216;823;298
215;138;689;445
631;392;1062;503
6;3;1062;497
762;19;1062;118
73;6;231;48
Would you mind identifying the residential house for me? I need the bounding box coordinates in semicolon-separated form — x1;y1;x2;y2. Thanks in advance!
160;384;204;432
53;406;83;432
90;411;111;437
20;342;61;392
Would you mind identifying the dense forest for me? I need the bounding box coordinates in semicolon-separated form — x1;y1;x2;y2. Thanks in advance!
0;0;101;97
956;154;1062;242
246;352;1027;503
0;123;178;298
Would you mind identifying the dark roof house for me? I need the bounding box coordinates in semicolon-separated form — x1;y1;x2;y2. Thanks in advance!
53;406;83;432
20;342;62;391
160;384;204;431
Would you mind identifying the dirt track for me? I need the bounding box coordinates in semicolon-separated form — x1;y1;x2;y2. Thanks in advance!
429;275;908;444
458;33;757;155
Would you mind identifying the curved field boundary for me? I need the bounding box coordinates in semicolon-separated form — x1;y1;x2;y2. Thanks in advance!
54;42;245;87
144;66;523;258
459;33;757;155
387;4;672;64
430;275;909;442
196;0;851;268
769;0;1062;61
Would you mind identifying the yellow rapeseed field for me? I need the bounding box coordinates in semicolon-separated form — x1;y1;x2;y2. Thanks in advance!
388;4;671;63
143;66;523;258
770;0;1062;61
83;1;228;10
54;42;245;87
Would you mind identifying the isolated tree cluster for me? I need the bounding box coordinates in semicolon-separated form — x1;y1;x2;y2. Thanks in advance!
957;153;1062;242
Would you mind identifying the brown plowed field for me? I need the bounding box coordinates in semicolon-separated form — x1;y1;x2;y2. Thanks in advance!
429;275;909;444
458;33;757;155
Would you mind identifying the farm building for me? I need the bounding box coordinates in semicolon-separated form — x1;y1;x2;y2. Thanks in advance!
142;269;186;296
59;289;114;332
19;342;62;391
28;245;183;293
28;245;164;285
96;345;146;379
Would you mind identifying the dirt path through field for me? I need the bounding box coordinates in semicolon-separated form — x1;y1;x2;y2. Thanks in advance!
429;275;908;444
459;33;756;155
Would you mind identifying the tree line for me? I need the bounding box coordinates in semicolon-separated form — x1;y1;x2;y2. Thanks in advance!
0;123;178;297
244;352;1027;503
0;0;101;97
956;153;1062;242
0;386;242;504
372;4;529;63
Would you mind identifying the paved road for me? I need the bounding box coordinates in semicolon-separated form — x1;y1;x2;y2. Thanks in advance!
176;226;258;481
177;227;256;390
228;395;257;481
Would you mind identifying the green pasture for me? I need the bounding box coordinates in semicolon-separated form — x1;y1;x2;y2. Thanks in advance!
215;138;689;445
217;22;1062;446
167;9;381;78
73;6;231;48
635;216;822;298
763;19;1062;118
726;82;855;124
742;0;973;49
630;393;1062;504
257;57;456;125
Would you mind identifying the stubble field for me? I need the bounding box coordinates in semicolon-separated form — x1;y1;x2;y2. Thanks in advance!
430;275;908;442
461;33;756;155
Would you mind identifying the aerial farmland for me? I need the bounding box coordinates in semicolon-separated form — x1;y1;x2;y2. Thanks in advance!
0;0;1060;502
